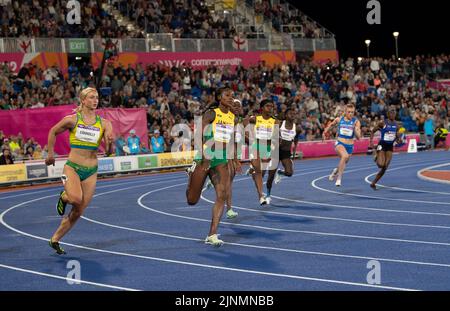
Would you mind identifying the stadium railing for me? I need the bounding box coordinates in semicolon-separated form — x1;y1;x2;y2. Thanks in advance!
0;36;337;53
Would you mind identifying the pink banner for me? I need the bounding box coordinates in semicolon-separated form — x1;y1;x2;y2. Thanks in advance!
0;106;148;156
428;80;450;93
0;52;69;75
0;53;25;73
296;135;421;159
92;51;296;70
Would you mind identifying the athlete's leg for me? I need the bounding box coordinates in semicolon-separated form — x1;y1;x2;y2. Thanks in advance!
335;144;351;185
186;160;210;205
51;172;97;243
206;164;230;245
250;158;265;200
371;151;393;189
266;169;277;197
279;158;293;177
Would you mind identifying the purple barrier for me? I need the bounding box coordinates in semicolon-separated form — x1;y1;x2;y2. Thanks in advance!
0;106;148;156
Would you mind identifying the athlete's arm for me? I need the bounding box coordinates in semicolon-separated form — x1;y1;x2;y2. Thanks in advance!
354;120;362;140
45;115;76;166
292;125;302;158
369;121;384;148
102;119;114;156
322;117;339;141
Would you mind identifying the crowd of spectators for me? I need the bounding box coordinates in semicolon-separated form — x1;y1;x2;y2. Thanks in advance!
252;0;329;38
1;53;450;164
0;0;142;38
113;0;236;39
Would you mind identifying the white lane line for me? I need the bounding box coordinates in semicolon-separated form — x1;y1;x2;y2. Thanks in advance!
311;162;450;205
0;263;139;291
0;174;184;200
202;191;450;230
82;214;450;269
0;202;418;291
139;183;450;247
364;163;450;195
417;163;450;185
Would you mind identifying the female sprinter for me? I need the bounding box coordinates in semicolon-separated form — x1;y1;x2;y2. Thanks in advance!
274;108;300;185
322;104;361;187
205;98;243;219
369;107;401;190
244;99;279;205
45;87;114;254
186;87;235;246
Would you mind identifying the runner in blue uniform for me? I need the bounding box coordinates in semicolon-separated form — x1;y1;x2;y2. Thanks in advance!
322;104;361;187
369;108;402;190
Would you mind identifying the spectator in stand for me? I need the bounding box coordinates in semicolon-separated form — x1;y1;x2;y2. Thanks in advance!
127;129;141;155
115;134;126;156
150;129;165;153
424;114;435;149
0;145;14;165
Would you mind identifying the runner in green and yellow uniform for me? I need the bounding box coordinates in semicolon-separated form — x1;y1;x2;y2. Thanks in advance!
244;99;279;205
186;87;235;246
45;87;114;255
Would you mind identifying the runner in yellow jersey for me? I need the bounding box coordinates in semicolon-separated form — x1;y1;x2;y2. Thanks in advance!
186;87;235;246
244;99;279;205
45;87;114;255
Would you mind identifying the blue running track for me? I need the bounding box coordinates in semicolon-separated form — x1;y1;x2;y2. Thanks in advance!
1;151;450;291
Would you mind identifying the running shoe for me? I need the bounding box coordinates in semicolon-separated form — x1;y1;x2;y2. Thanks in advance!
49;238;66;255
274;171;282;184
245;166;255;176
265;195;272;205
259;196;268;206
56;190;67;216
205;234;224;247
186;161;197;176
329;168;338;181
226;209;238;219
335;179;342;187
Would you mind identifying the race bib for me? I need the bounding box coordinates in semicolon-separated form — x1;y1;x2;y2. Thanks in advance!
214;124;233;143
281;128;296;141
383;132;396;142
75;124;101;144
256;126;273;140
339;127;354;137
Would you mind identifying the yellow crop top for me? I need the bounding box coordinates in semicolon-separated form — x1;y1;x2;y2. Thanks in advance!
69;113;104;150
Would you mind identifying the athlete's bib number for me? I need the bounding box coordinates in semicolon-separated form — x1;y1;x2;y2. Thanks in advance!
281;129;296;141
256;126;273;140
75;125;101;144
214;124;233;143
339;127;354;137
383;132;396;142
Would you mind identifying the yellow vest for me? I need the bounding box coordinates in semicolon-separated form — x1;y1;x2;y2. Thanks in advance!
255;115;276;140
211;108;235;143
69;113;104;150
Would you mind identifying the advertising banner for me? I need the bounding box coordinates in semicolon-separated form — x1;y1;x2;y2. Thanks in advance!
26;163;48;179
0;164;27;183
113;156;139;172
137;155;158;169
98;158;115;173
295;135;421;159
91;51;296;70
157;151;194;168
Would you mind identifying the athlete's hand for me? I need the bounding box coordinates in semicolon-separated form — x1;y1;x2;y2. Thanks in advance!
45;156;55;166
